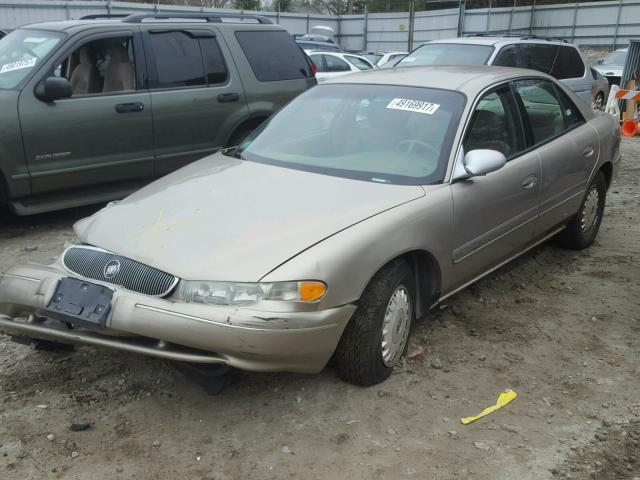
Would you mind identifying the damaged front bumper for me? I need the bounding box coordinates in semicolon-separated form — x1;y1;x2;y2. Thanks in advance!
0;264;356;373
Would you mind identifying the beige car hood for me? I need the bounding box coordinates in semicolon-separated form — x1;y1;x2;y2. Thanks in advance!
74;153;425;281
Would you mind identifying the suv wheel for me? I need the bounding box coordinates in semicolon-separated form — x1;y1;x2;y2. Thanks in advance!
334;259;414;386
593;92;605;111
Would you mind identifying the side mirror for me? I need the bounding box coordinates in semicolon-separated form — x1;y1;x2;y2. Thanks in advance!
454;149;506;180
35;77;72;102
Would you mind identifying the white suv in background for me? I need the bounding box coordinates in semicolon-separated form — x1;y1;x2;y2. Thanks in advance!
397;36;592;106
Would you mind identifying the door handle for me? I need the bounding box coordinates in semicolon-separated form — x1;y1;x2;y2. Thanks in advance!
115;102;144;114
583;147;594;158
521;174;538;190
217;93;240;103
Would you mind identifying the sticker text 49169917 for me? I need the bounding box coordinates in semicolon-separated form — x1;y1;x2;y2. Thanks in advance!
386;98;440;115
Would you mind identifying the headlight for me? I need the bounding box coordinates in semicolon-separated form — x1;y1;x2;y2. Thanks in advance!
177;280;327;306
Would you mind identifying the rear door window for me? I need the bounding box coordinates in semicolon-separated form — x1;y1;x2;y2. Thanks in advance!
493;45;523;68
235;30;312;81
146;31;228;89
551;46;585;79
521;44;558;75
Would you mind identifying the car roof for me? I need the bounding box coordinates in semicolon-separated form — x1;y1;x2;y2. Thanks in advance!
324;65;552;96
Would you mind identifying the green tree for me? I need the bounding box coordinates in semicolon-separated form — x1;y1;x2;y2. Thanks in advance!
272;0;293;11
232;0;260;9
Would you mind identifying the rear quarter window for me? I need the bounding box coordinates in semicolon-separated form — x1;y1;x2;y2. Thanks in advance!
235;30;312;82
551;46;585;80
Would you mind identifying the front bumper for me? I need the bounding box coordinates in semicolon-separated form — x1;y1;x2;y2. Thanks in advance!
0;264;356;373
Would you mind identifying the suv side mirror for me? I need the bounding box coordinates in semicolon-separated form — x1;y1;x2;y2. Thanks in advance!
454;149;506;180
35;77;72;102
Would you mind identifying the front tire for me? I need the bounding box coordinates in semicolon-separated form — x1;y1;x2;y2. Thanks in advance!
556;171;606;250
334;259;414;386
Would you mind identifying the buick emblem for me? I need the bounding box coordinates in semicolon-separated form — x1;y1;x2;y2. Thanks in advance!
103;260;121;279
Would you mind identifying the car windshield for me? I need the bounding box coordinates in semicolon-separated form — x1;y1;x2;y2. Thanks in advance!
234;84;465;185
399;43;494;67
602;50;627;65
0;29;64;90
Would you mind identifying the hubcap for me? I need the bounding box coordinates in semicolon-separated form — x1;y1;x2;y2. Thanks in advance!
381;286;412;367
581;185;600;232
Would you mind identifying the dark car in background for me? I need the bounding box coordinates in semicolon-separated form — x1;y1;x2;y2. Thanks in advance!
0;13;316;215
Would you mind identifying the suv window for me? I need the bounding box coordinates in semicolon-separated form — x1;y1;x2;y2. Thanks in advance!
521;44;558;75
464;85;525;159
551;46;585;79
514;79;566;144
52;36;135;96
236;30;312;81
148;31;227;89
325;55;350;72
493;45;523;68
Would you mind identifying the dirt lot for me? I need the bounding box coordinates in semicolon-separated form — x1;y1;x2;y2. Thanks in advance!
0;138;639;480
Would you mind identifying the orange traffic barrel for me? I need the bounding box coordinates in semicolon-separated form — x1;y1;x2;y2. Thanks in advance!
621;119;638;136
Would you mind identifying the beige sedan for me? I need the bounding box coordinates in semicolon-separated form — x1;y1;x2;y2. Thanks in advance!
0;66;620;385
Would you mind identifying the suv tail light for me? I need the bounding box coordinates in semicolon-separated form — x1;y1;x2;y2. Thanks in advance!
310;62;317;76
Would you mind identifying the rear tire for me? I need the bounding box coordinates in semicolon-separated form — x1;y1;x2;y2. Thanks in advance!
334;259;414;386
593;91;605;111
556;171;606;250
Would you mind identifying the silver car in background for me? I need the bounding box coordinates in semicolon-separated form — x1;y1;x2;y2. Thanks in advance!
0;66;620;386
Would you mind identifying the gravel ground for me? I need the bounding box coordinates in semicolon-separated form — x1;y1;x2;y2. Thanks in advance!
0;138;639;480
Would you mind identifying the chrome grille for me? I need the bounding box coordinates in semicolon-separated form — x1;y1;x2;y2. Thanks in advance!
62;246;178;297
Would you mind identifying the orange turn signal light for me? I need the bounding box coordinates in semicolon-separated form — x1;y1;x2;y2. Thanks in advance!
299;281;327;302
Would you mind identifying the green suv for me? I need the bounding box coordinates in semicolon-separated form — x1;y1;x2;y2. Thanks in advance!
0;13;316;215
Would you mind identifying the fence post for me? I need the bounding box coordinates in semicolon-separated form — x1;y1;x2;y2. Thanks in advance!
306;14;310;34
612;0;622;49
570;2;578;42
529;0;536;36
407;0;415;51
507;0;516;34
363;6;368;51
106;0;112;16
457;0;465;36
487;0;492;34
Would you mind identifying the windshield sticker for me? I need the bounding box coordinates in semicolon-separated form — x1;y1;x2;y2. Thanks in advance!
403;57;417;62
386;98;440;115
0;57;37;74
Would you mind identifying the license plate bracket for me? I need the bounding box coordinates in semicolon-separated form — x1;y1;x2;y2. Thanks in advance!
46;278;113;328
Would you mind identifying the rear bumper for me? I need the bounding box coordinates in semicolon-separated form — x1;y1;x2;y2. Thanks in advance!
0;264;356;373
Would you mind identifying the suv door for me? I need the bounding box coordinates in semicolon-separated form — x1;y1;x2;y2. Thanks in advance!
513;79;599;234
142;27;249;175
19;30;154;195
449;83;541;287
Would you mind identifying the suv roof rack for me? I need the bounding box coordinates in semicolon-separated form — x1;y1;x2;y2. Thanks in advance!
121;12;272;24
79;14;131;20
465;33;570;43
